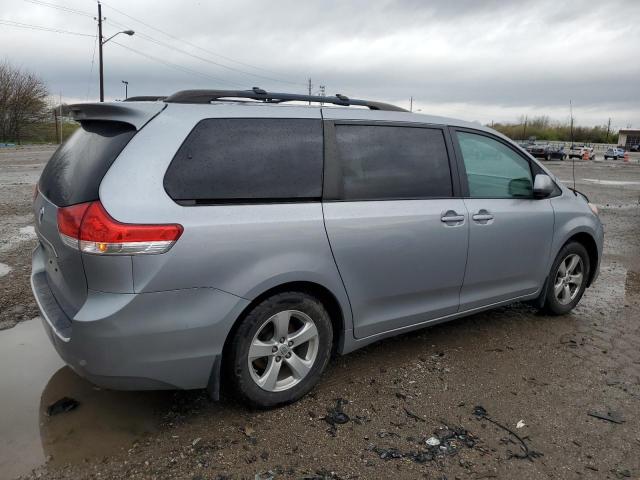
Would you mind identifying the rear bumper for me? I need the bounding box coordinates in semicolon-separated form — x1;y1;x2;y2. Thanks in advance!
31;246;249;392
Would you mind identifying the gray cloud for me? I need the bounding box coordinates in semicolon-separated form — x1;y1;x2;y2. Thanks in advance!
1;0;638;127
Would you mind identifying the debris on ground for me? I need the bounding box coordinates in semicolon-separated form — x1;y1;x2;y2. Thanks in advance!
46;397;80;416
516;420;526;429
369;423;477;463
403;406;426;422
612;468;632;478
323;398;350;436
587;410;625;424
473;405;542;461
426;436;441;446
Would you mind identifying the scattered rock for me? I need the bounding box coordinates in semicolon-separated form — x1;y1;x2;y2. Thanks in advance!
426;436;440;446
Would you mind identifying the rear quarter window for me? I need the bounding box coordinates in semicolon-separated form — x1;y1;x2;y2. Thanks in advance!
164;118;323;203
38;121;136;207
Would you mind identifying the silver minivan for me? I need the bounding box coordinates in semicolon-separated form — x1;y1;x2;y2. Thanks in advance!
31;89;603;407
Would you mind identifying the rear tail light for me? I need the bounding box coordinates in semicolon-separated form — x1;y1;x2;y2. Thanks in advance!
57;201;183;255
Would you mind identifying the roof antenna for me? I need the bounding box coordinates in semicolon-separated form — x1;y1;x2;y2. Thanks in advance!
570;99;577;195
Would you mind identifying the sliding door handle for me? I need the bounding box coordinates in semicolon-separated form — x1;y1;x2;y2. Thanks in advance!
472;213;494;221
472;209;494;223
441;210;465;224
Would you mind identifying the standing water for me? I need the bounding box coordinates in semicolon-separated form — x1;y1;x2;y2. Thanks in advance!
0;318;172;479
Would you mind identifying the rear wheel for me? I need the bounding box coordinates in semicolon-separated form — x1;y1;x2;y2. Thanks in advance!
226;291;333;408
543;242;590;315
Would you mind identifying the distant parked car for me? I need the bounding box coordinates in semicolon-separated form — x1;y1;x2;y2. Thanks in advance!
547;145;567;161
569;145;595;160
568;144;583;159
528;143;550;158
630;144;640;152
604;147;625;160
529;144;566;161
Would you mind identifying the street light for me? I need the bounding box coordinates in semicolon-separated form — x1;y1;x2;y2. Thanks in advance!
97;2;134;101
121;80;129;100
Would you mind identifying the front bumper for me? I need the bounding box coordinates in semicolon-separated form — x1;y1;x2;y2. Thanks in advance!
31;246;249;392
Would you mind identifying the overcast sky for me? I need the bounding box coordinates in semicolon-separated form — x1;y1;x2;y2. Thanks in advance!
1;0;638;128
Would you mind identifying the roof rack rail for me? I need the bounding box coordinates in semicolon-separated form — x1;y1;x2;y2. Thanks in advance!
163;88;407;112
123;96;167;102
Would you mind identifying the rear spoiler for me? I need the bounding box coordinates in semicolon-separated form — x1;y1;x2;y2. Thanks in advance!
67;102;166;130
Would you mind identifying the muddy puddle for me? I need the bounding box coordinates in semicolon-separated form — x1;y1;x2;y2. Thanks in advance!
0;318;173;479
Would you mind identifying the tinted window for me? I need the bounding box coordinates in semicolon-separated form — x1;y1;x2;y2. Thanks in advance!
334;125;452;200
457;132;533;198
39;121;136;206
164;119;323;202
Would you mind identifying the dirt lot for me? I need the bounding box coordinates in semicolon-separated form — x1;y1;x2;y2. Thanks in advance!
1;146;639;480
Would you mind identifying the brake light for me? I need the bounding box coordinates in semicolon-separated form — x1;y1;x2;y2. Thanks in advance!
57;201;183;255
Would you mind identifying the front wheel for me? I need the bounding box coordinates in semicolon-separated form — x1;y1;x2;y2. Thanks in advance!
226;291;333;408
543;242;590;315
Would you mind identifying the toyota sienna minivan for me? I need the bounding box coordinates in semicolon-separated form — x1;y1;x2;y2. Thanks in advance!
32;89;603;407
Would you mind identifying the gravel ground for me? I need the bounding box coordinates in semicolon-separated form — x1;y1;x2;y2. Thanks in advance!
1;147;639;480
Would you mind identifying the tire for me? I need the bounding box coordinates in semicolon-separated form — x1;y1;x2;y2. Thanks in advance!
545;154;551;161
543;242;590;315
226;291;333;408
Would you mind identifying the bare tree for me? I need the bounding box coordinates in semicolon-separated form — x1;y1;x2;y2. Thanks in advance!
0;61;49;144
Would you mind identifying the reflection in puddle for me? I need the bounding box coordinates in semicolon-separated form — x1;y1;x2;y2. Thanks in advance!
0;318;172;479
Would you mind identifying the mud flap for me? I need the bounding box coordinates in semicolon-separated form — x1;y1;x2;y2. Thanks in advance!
205;354;222;401
533;276;550;309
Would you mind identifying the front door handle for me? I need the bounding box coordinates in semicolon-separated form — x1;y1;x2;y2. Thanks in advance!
441;210;465;224
472;209;494;223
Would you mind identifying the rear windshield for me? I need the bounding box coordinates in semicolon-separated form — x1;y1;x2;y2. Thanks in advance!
38;120;136;206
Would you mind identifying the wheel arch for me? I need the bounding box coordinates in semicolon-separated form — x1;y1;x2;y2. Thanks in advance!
561;232;599;287
219;280;348;394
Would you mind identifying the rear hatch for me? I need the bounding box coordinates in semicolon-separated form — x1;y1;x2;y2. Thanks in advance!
35;120;137;317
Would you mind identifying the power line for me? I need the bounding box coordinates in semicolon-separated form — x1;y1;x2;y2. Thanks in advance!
0;19;95;37
23;0;305;88
23;0;93;18
111;40;244;88
105;20;296;88
85;34;98;100
99;0;302;84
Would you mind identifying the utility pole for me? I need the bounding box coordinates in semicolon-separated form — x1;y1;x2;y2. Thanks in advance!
98;2;104;102
307;78;312;105
523;115;528;139
96;2;134;102
410;96;413;112
53;107;59;143
606;117;611;144
569;100;574;145
59;92;63;144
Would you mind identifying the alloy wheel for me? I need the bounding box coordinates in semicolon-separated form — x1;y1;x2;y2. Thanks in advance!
553;253;584;305
248;310;319;392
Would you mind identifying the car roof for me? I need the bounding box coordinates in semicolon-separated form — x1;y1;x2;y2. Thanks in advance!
68;99;509;141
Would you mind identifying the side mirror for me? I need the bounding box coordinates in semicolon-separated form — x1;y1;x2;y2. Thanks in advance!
533;174;554;199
